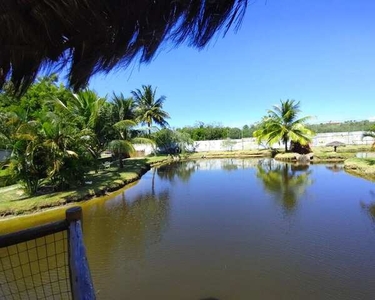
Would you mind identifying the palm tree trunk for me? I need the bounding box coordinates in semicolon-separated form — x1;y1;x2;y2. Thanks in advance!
284;138;288;152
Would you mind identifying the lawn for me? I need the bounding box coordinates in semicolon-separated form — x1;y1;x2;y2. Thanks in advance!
344;157;375;181
0;156;169;216
186;149;272;159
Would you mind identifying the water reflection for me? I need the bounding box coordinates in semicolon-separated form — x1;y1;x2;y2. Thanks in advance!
256;159;312;212
326;164;344;173
85;187;170;268
157;161;198;183
221;159;238;172
360;190;375;222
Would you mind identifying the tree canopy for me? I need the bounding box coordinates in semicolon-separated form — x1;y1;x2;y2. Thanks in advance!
0;75;175;194
253;100;314;151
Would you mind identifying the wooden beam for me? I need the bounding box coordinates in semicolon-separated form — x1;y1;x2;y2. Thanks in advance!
66;207;96;300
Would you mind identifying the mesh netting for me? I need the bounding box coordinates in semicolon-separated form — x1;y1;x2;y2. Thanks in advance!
0;230;71;300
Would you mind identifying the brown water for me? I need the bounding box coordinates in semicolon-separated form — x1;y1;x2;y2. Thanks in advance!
2;159;375;300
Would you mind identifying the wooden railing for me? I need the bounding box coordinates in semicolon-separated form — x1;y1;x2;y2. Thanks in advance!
0;206;95;300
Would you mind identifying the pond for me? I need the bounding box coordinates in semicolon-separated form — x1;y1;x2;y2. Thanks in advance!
2;158;375;300
82;159;375;300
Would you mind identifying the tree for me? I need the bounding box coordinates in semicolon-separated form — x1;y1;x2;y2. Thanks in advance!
154;128;193;154
109;120;154;168
221;138;237;151
111;93;136;123
132;85;170;135
253;100;314;152
363;124;375;148
55;89;109;165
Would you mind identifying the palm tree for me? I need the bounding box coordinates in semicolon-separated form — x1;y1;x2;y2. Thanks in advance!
111;93;136;123
363;125;375;148
132;85;170;135
253;100;314;152
55;89;109;164
109;120;154;168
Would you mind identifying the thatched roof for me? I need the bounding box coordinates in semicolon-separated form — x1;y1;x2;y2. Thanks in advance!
0;0;248;94
326;141;346;147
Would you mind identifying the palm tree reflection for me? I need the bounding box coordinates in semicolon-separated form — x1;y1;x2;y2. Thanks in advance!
157;161;198;183
221;159;239;172
256;159;312;212
326;164;344;173
360;190;375;221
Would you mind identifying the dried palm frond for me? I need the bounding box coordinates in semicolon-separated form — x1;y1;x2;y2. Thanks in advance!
0;0;248;94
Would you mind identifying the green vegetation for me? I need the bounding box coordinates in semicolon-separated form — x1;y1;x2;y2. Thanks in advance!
253;100;314;152
187;149;272;159
363;124;375;148
308;120;375;133
132;85;170;135
175;120;375;142
1;75;375;216
221;138;237;151
154;128;193;154
0;76;174;195
0;156;169;216
344;158;375;180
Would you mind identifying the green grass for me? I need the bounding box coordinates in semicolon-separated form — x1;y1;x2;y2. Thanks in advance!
186;149;272;159
0;156;169;217
344;158;375;181
274;153;301;161
312;151;355;161
313;144;374;153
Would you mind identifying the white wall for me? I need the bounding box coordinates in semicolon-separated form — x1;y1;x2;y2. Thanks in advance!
134;131;374;154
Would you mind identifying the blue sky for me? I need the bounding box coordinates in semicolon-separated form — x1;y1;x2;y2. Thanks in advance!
88;0;375;128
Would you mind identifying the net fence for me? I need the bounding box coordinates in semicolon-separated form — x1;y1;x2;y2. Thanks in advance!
0;230;71;300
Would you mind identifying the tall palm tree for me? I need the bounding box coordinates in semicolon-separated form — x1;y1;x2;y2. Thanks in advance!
111;93;136;123
55;89;109;163
132;85;170;135
253;100;314;152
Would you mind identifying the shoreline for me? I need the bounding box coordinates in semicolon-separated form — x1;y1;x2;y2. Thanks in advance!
0;157;171;219
1;151;374;219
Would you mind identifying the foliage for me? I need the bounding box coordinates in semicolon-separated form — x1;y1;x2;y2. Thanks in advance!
153;129;193;154
132;85;170;135
176;120;375;142
308;120;375;133
221;138;237;151
363;124;375;148
0;75;170;193
253;100;314;152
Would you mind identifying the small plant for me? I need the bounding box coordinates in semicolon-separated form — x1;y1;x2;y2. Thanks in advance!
221;138;237;151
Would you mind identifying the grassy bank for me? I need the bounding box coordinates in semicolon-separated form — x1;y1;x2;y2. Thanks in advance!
186;149;272;159
344;158;375;181
274;151;355;162
274;145;374;163
0;156;169;217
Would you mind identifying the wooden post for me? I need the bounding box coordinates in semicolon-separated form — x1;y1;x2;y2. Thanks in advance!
66;207;96;300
